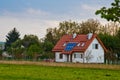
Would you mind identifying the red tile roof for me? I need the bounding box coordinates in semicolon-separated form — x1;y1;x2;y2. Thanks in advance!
52;34;107;54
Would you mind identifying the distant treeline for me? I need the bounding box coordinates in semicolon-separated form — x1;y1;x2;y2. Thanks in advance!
0;19;120;64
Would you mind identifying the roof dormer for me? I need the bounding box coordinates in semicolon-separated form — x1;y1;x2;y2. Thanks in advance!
72;33;77;39
87;33;93;40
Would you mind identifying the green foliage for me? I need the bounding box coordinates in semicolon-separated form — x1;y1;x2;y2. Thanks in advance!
7;39;24;59
45;29;55;45
0;64;120;80
41;52;54;59
98;33;120;63
0;49;2;54
99;33;120;52
5;28;20;49
43;41;54;52
11;39;22;48
22;35;40;48
95;0;120;22
27;44;42;57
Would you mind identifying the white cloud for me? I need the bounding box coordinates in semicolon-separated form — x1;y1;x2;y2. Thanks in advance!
81;4;97;11
26;8;49;16
2;8;51;20
0;15;59;41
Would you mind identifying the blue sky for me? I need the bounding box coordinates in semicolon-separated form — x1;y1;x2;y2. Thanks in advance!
0;0;114;41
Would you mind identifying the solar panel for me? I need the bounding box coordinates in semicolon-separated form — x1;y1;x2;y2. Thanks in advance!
65;42;77;51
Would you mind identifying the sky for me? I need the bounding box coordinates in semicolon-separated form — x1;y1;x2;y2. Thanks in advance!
0;0;114;41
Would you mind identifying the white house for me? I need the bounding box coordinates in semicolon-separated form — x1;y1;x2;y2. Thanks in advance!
52;33;107;63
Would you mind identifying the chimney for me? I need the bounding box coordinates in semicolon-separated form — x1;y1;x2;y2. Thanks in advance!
87;33;93;39
73;33;77;39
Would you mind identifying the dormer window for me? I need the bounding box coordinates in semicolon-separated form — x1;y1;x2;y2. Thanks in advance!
81;43;85;47
77;43;80;46
63;43;66;46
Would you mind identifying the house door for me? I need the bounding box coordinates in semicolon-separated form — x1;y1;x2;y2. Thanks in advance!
70;54;72;62
67;54;69;62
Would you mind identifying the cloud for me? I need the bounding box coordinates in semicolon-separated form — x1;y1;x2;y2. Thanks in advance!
2;8;50;19
81;4;97;11
0;9;59;41
26;8;49;16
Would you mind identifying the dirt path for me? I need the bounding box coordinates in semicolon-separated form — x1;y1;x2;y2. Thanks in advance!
0;60;120;70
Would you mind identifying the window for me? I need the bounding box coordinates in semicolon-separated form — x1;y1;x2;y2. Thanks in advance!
74;54;76;58
77;43;80;46
93;44;98;49
81;43;85;47
74;53;83;58
80;54;83;58
95;44;98;49
59;54;63;59
63;43;66;46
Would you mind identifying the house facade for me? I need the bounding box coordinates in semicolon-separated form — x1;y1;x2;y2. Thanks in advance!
52;33;107;63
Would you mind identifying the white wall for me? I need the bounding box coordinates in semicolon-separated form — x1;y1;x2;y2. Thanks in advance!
55;52;67;62
72;52;84;63
84;38;104;63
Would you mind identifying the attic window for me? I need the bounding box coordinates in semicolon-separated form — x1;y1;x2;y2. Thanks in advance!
93;44;98;49
81;43;85;47
77;43;80;46
63;43;66;46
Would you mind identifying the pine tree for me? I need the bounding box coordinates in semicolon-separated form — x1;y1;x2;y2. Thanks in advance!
5;28;20;50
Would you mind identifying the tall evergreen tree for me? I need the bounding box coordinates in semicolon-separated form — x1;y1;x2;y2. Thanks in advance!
5;28;20;50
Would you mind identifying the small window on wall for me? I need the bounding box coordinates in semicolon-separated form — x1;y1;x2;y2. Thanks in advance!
95;44;98;49
74;54;76;58
93;44;98;49
80;54;83;58
59;54;63;59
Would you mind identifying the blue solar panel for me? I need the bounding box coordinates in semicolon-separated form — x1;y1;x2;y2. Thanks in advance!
65;42;77;51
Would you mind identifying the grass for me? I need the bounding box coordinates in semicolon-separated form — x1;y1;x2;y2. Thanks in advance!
0;61;120;80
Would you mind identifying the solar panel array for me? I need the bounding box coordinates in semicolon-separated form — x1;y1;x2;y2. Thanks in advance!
65;42;77;51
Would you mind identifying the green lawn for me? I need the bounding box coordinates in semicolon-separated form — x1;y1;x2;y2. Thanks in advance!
0;63;120;80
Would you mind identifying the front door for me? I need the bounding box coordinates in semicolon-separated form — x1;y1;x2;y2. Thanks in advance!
67;54;69;62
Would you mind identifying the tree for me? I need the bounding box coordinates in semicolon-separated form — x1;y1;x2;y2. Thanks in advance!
58;20;80;35
22;35;40;48
22;34;42;60
43;41;54;52
80;19;101;34
95;0;120;22
0;49;2;59
5;28;20;50
45;28;55;45
42;41;54;59
27;44;42;60
116;28;120;38
99;22;119;35
98;33;120;64
11;39;24;59
45;20;80;45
